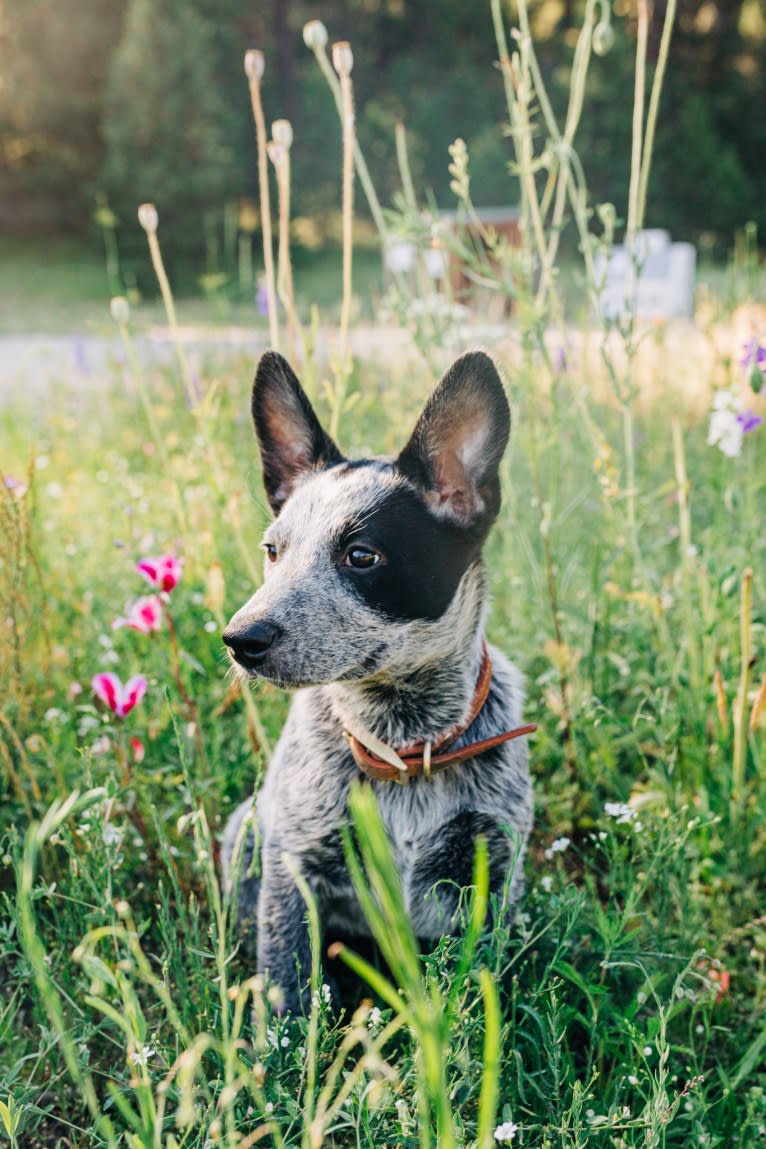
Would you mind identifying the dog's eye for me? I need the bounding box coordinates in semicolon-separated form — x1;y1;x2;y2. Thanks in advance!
344;546;382;571
262;543;279;563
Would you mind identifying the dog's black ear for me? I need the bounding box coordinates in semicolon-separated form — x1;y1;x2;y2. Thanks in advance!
396;351;510;528
252;351;344;515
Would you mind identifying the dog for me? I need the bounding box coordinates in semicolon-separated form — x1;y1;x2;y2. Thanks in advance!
221;349;533;1012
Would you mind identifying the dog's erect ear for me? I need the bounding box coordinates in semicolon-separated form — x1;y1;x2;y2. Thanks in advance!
396;351;510;528
252;351;344;515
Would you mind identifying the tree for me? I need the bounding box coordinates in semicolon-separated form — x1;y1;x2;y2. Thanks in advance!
0;0;127;227
102;0;237;264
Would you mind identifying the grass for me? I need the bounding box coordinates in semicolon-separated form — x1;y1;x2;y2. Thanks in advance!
1;284;765;1146
0;234;385;334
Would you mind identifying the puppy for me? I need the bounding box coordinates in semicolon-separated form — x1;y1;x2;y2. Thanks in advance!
222;349;533;1011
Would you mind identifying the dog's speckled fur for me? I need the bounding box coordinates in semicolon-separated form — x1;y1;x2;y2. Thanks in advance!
221;350;533;1011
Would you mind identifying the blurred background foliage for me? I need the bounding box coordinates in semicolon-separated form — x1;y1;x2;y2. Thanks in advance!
0;0;764;280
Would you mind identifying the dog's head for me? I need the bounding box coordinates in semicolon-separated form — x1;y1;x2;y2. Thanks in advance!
223;350;510;687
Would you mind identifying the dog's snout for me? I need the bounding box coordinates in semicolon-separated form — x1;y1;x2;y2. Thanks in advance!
223;620;281;670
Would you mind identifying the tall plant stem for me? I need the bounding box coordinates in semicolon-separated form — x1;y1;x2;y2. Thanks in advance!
626;0;649;245
335;43;355;370
637;0;678;230
142;227;196;409
672;419;701;695
732;567;753;811
245;52;280;350
308;36;388;245
269;130;300;365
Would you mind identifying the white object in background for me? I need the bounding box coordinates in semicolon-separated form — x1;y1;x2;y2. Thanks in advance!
384;241;416;274
595;230;696;321
425;246;449;279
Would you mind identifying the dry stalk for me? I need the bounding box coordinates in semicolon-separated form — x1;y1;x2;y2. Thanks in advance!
245;50;279;350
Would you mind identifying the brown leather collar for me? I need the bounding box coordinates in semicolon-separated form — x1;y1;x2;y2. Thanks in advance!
344;641;536;784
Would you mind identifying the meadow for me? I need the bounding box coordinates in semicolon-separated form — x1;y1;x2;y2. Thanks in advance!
2;5;766;1147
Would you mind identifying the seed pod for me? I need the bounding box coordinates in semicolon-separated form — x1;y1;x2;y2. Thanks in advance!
332;40;353;76
592;20;615;56
137;203;158;233
244;49;265;81
272;119;293;149
110;296;130;325
303;20;328;50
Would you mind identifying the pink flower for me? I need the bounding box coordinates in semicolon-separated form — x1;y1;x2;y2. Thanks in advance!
92;673;148;719
130;736;145;763
113;595;163;634
136;554;183;593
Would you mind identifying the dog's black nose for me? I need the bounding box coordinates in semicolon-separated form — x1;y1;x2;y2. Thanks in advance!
223;621;280;669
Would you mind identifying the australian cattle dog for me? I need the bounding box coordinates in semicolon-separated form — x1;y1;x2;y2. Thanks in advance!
221;349;534;1012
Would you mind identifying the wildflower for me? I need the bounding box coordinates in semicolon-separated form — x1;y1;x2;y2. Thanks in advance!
540;874;554;892
130;737;145;763
3;475;27;497
708;391;745;457
544;836;570;858
128;1044;154;1066
494;1121;518;1142
255;282;269;316
102;823;123;847
740;338;766;393
627;1074;639;1085
368;1006;383;1028
737;409;764;434
604;801;636;824
136;554;183;593
113;595;163;635
92;672;147;719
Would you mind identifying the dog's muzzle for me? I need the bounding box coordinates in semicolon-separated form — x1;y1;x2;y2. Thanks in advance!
223;620;280;671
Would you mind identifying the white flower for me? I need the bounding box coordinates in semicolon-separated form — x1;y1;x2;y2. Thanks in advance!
128;1044;154;1066
540;875;554;892
643;1045;653;1056
604;802;636;824
544;836;570;858
494;1121;518;1142
708;390;744;458
368;1006;383;1028
102;823;123;847
627;1073;639;1085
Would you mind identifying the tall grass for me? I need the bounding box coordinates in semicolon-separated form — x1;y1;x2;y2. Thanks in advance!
1;1;766;1146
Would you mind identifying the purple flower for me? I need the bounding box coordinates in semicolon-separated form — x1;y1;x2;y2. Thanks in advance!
736;409;764;434
255;285;269;317
741;339;766;394
740;339;766;371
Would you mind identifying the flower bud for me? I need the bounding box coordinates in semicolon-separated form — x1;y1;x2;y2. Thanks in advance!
332;41;353;76
244;49;265;81
110;296;131;325
303;20;328;50
271;119;293;149
137;203;158;233
592;20;615;56
267;141;287;169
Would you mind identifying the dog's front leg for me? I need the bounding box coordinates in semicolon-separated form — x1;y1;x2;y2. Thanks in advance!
257;845;313;1014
